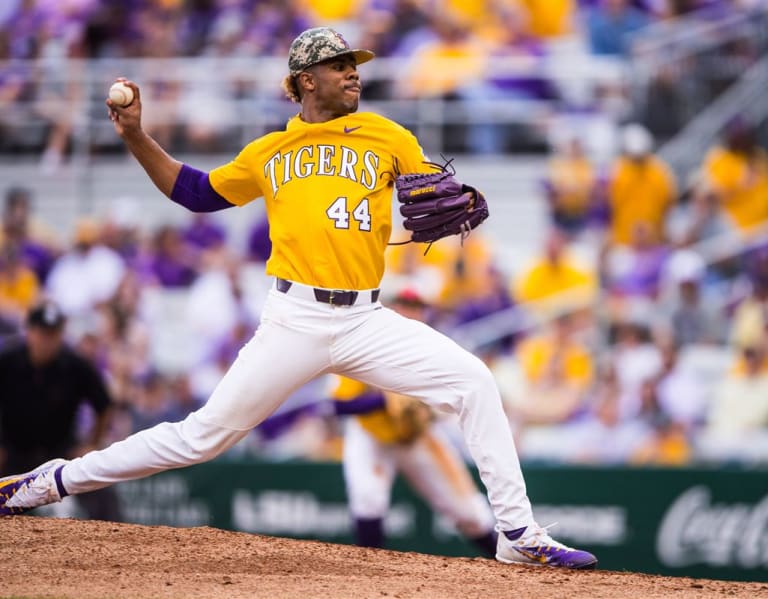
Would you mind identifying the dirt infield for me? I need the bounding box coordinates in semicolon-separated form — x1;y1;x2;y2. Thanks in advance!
1;517;765;599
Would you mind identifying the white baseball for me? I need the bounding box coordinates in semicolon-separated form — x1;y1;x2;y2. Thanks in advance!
109;81;134;107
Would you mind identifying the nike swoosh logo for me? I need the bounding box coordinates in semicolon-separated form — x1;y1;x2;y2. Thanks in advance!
344;126;362;134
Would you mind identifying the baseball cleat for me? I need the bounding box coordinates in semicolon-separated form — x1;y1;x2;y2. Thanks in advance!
496;524;598;569
0;459;69;516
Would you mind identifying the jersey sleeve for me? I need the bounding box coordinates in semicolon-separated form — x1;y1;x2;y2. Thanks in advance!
208;143;264;206
391;123;436;176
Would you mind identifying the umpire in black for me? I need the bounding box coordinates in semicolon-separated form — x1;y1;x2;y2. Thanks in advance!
0;300;121;520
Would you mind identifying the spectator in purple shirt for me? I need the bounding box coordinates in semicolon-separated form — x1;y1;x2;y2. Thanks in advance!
2;188;58;284
241;0;312;57
144;225;198;288
181;213;226;252
246;213;272;263
601;221;669;300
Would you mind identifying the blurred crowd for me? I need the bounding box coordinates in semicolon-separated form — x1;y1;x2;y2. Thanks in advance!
1;114;767;468
1;0;768;469
1;0;767;167
496;116;768;467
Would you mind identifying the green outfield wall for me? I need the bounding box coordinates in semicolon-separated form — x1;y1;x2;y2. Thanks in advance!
113;461;768;582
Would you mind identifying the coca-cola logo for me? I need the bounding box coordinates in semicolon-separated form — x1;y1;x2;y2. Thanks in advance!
657;486;768;568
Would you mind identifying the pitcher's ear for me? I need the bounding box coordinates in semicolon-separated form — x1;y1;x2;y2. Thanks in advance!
297;71;315;93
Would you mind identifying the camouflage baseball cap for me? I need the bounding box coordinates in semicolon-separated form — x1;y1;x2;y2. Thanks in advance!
288;27;375;75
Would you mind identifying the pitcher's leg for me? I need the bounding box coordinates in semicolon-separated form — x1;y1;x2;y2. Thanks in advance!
336;307;534;531
62;412;248;494
64;309;331;495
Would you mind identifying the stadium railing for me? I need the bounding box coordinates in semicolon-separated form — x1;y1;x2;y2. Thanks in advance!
0;53;626;158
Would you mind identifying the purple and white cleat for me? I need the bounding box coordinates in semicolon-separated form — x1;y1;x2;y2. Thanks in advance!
496;524;598;569
0;459;69;516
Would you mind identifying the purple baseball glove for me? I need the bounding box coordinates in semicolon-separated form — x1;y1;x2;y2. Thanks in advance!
393;159;489;246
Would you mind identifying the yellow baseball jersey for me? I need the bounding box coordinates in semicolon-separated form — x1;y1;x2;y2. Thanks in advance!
209;112;434;290
332;375;404;445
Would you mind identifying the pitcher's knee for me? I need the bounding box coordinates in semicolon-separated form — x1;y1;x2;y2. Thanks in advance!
184;441;220;464
460;354;499;396
177;416;246;464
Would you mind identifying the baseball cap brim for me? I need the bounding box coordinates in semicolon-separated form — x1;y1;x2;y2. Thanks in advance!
350;49;375;67
298;48;375;73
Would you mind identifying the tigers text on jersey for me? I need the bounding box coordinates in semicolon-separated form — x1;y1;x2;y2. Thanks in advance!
209;112;434;290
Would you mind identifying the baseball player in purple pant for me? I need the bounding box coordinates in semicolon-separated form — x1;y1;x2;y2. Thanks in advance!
0;27;596;569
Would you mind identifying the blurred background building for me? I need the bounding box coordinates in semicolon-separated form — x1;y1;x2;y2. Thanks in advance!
2;0;768;471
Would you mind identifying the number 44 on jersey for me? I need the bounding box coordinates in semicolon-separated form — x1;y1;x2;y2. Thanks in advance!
326;196;371;231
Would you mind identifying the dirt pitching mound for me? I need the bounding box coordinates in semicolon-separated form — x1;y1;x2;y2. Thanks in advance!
1;517;765;599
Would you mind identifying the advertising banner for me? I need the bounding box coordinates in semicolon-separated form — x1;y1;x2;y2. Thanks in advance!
115;461;768;581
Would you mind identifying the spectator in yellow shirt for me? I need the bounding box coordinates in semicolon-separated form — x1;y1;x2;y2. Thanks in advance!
701;119;768;233
436;234;495;311
515;0;576;38
730;245;768;351
709;344;768;434
303;0;362;22
699;343;768;462
510;313;594;425
0;244;40;332
398;14;488;100
607;124;677;246
544;134;597;237
513;228;598;315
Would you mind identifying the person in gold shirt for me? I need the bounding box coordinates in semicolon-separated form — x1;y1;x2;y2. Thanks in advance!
508;313;594;427
607;124;677;246
701;119;768;233
514;0;575;38
398;14;488;101
513;228;598;315
544;135;597;237
498;312;596;463
699;342;768;462
0;27;595;570
0;244;40;331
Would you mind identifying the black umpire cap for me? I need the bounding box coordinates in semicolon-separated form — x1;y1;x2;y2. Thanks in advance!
27;301;66;330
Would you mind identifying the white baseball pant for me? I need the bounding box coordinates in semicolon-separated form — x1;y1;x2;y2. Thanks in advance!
62;282;535;531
